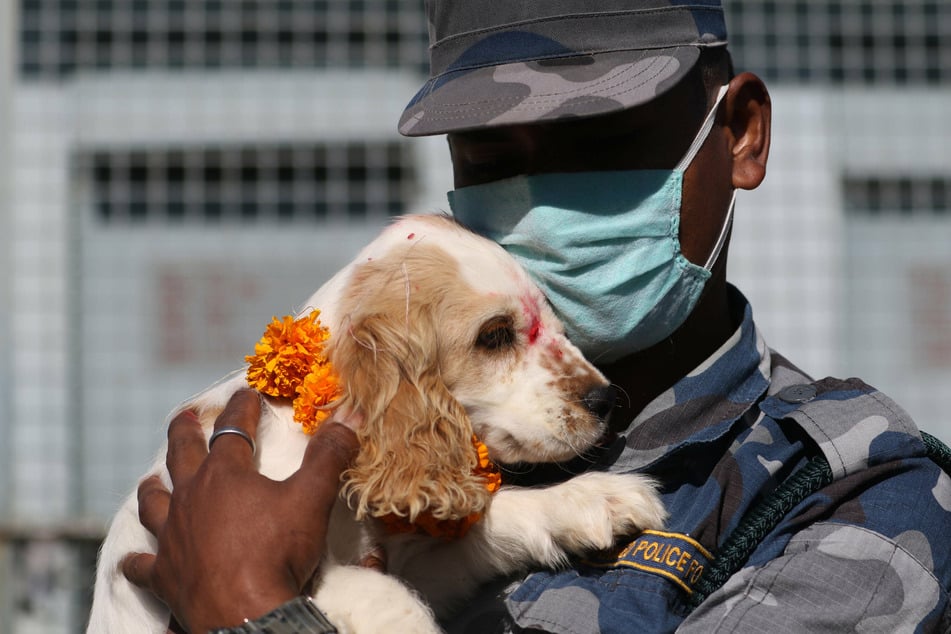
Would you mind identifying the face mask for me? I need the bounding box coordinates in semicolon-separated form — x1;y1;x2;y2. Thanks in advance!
449;85;734;363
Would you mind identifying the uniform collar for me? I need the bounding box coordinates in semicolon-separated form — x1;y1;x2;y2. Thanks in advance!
606;286;772;472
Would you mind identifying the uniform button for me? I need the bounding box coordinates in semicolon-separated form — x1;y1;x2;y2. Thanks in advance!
777;384;817;404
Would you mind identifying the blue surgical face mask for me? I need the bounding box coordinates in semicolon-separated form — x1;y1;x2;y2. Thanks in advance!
449;85;734;363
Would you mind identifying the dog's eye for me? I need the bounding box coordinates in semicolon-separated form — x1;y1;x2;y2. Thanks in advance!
476;316;516;351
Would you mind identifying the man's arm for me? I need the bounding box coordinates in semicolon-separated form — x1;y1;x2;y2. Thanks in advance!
680;522;949;632
680;460;951;633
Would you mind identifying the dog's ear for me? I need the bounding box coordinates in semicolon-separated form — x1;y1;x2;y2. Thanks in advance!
331;309;492;524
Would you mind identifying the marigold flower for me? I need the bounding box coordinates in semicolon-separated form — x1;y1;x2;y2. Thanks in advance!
473;436;502;494
294;364;343;435
246;310;340;434
246;311;331;398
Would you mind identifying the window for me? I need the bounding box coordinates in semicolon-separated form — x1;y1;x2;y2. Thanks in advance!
725;1;951;85
20;0;429;78
844;175;951;215
81;141;418;224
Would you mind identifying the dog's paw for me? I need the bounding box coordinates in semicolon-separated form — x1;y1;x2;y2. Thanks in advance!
544;471;667;555
467;472;667;574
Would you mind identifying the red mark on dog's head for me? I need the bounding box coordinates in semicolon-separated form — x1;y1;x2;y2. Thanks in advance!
520;295;543;345
407;233;415;240
527;317;541;344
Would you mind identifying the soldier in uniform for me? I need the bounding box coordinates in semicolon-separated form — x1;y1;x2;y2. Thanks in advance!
122;2;951;632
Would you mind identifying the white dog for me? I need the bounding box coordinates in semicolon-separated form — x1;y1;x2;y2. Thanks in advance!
88;214;666;633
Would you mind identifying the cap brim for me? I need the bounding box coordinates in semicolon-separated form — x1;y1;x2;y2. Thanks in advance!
399;46;700;137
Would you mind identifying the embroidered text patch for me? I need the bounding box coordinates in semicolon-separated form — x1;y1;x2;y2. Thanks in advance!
583;529;713;594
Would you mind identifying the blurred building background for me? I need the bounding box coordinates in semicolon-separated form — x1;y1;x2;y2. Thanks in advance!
0;1;948;631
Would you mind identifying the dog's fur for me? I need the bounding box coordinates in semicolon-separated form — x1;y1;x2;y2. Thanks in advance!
88;214;666;633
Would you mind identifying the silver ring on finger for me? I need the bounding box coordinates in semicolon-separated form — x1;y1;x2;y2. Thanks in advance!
208;425;257;456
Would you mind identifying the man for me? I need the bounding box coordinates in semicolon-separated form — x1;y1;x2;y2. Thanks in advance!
122;1;951;632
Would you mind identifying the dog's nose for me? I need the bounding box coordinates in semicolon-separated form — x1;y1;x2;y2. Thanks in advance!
583;385;619;421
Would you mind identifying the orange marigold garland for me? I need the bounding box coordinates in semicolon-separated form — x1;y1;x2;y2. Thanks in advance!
474;436;503;495
245;310;342;434
246;309;502;540
293;363;343;434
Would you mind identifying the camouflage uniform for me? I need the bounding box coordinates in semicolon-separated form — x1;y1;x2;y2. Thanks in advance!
444;287;951;633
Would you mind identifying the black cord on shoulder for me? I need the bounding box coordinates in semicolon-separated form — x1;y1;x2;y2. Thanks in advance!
686;455;833;610
922;431;951;477
686;430;951;612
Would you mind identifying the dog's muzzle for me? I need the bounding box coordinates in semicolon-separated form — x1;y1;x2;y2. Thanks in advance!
583;385;619;423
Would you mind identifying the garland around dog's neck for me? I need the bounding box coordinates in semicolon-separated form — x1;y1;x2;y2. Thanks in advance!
245;309;502;540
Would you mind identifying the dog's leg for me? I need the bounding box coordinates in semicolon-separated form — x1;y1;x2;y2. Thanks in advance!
392;471;666;618
312;564;442;634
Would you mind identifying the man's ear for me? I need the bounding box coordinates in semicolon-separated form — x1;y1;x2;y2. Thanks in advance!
725;72;771;191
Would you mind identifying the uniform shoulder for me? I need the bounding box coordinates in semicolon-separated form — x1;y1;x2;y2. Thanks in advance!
760;376;927;479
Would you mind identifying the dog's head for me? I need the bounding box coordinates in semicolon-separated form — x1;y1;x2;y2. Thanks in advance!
328;215;612;524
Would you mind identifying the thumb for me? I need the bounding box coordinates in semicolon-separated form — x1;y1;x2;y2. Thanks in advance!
289;422;358;515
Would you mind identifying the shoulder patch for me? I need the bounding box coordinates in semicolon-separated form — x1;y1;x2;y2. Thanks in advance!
583;530;712;595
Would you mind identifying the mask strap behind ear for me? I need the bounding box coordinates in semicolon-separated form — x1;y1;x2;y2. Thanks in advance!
703;189;736;271
675;84;730;173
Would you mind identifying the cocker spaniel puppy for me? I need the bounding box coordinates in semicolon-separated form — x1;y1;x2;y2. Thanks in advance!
89;214;666;633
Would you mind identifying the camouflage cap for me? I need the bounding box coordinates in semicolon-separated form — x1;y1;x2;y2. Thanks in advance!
399;0;728;137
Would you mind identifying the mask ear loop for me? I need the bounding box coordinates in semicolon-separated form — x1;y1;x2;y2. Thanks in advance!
671;84;734;272
675;84;730;173
703;189;736;271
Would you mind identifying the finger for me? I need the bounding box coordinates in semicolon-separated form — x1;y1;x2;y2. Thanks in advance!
207;389;262;468
121;553;156;591
137;475;171;536
166;409;210;487
290;421;359;513
298;421;358;481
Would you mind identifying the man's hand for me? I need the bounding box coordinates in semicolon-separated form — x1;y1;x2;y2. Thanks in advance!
121;389;359;633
